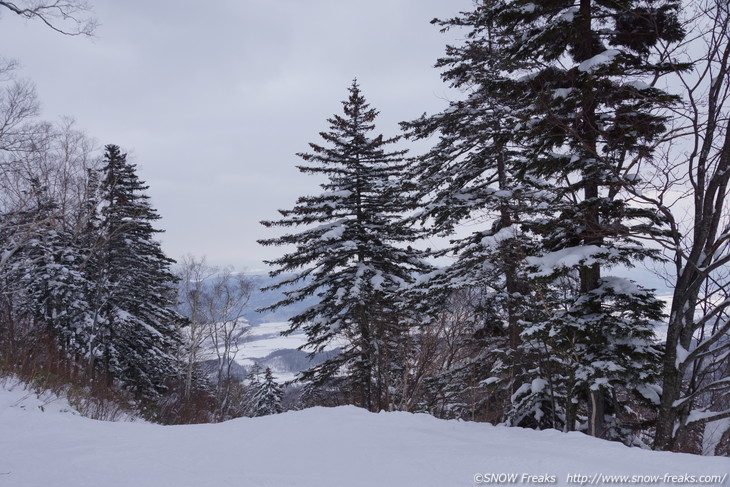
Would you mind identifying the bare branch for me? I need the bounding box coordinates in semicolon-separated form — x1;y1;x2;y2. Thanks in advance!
0;0;97;36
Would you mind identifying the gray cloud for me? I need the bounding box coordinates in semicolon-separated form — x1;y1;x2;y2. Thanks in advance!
0;0;468;269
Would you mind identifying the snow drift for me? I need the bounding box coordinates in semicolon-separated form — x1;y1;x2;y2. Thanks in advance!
0;384;727;487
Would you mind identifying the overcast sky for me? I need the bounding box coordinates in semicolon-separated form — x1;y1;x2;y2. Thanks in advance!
0;0;469;271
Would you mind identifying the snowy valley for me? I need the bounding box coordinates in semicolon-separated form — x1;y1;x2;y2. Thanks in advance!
207;320;338;383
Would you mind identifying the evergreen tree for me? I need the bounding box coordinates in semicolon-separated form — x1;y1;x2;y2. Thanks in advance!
401;19;550;420
260;81;431;411
249;367;283;416
17;209;91;353
406;0;684;439
0;181;92;362
84;144;184;396
493;0;681;439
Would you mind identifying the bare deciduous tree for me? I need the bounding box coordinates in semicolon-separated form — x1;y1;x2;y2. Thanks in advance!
0;60;41;158
628;0;730;451
0;0;96;36
175;255;252;421
174;255;215;400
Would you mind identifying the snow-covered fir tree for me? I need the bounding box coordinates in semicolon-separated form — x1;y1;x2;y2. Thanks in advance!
83;145;184;396
0;146;186;398
248;367;283;417
401;15;551;423
12;203;90;351
0;178;94;363
260;80;431;411
495;0;681;441
403;0;684;440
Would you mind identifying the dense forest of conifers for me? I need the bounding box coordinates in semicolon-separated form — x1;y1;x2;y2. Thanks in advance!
0;0;728;455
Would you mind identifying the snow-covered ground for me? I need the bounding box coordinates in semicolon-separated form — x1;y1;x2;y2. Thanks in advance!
1;383;727;487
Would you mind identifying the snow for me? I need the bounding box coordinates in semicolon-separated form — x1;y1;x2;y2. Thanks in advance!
625;81;652;90
687;409;730;425
676;344;690;368
0;379;81;417
520;3;536;13
531;377;547;394
703;418;730;456
552;88;574;99
558;7;578;22
481;225;518;249
1;384;728;487
578;49;621;72
599;276;643;296
637;384;662;406
320;221;347;240
526;245;616;276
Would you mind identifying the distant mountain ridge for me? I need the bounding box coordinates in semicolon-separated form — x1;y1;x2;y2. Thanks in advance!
243;273;318;325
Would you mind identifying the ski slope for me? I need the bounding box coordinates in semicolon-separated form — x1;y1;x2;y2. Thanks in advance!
0;383;727;487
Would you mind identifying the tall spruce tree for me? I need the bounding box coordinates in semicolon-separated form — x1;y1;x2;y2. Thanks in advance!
401;14;550;420
260;81;431;411
84;145;184;396
407;0;684;440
